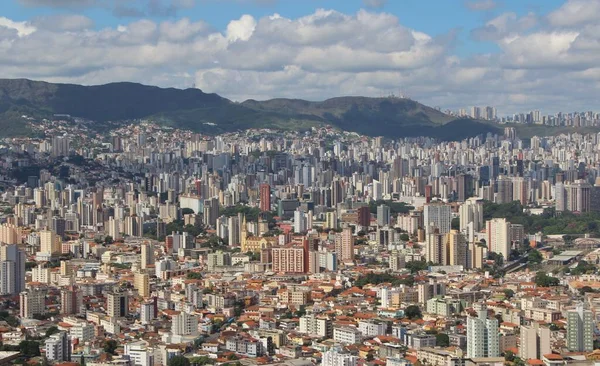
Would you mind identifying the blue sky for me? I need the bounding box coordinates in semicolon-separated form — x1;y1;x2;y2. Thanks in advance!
0;0;598;114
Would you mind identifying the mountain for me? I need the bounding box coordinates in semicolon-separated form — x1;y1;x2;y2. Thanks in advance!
0;79;499;139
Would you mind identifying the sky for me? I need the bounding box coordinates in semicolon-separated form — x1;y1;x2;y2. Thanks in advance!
0;0;598;115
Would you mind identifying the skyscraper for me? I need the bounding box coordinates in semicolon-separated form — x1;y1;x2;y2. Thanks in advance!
140;242;154;270
520;322;550;360
447;230;468;267
377;204;390;227
0;244;25;295
259;183;271;212
61;286;82;315
459;198;483;242
486;218;510;260
335;227;354;262
567;304;594;352
134;272;150;298
423;203;451;236
467;303;499;358
357;206;370;227
107;290;129;318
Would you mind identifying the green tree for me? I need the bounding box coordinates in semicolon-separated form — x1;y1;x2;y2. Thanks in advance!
503;289;515;299
527;249;543;264
435;333;450;347
19;340;40;357
168;356;191;366
103;340;118;355
400;233;410;241
504;350;515;362
181;208;195;215
406;260;428;274
104;235;114;244
405;305;422;320
45;326;60;338
579;286;595;295
534;271;559;287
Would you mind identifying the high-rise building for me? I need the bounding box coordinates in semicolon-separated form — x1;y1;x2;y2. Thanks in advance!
357;206;370;227
171;311;199;336
293;209;307;233
426;230;446;265
259;183;271;212
335;227;354;262
40;230;60;255
520;322;551;360
45;331;71;362
134;272;150;298
272;246;305;273
496;176;514;204
459;198;483;242
107;291;129;318
207;250;231;270
457;174;474;202
486;218;510;260
0;244;26;295
467;303;499;358
140;242;154;270
565;180;592;213
322;345;357;366
567;304;594;352
61;286;82;315
423;203;451;236
227;216;240;246
377;204;390;227
20;288;47;319
447;230;468;267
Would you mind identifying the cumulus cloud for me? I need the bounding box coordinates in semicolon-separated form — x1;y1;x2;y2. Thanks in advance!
2;5;600;114
471;12;537;41
547;0;600;27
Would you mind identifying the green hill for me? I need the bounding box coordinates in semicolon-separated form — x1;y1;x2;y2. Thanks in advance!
0;79;499;139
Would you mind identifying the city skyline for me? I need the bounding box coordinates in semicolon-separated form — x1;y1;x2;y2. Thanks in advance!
0;0;598;114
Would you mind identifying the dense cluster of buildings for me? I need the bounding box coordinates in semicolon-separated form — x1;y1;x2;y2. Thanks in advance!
0;121;599;365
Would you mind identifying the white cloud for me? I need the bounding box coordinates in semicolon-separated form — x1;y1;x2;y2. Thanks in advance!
0;17;36;37
2;5;600;115
547;0;600;27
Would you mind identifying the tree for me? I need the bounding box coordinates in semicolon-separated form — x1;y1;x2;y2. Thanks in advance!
406;260;428;274
503;289;515;299
45;326;59;338
579;286;595;295
104;235;114;244
181;208;195;215
400;233;410;241
436;333;450;347
504;350;515;362
534;271;559;287
19;340;40;357
527;249;543;264
103;340;118;355
405;305;422;320
168;356;191;366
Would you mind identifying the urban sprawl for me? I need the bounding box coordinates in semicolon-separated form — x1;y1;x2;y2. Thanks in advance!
1;119;600;366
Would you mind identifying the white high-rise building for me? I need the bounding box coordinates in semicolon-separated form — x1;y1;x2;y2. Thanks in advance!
424;203;451;236
45;332;71;362
520;322;551;360
20;288;47;319
294;209;306;233
486;218;510;260
459;198;483;242
467;303;499;358
171;311;198;336
0;244;26;295
322;345;357;366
